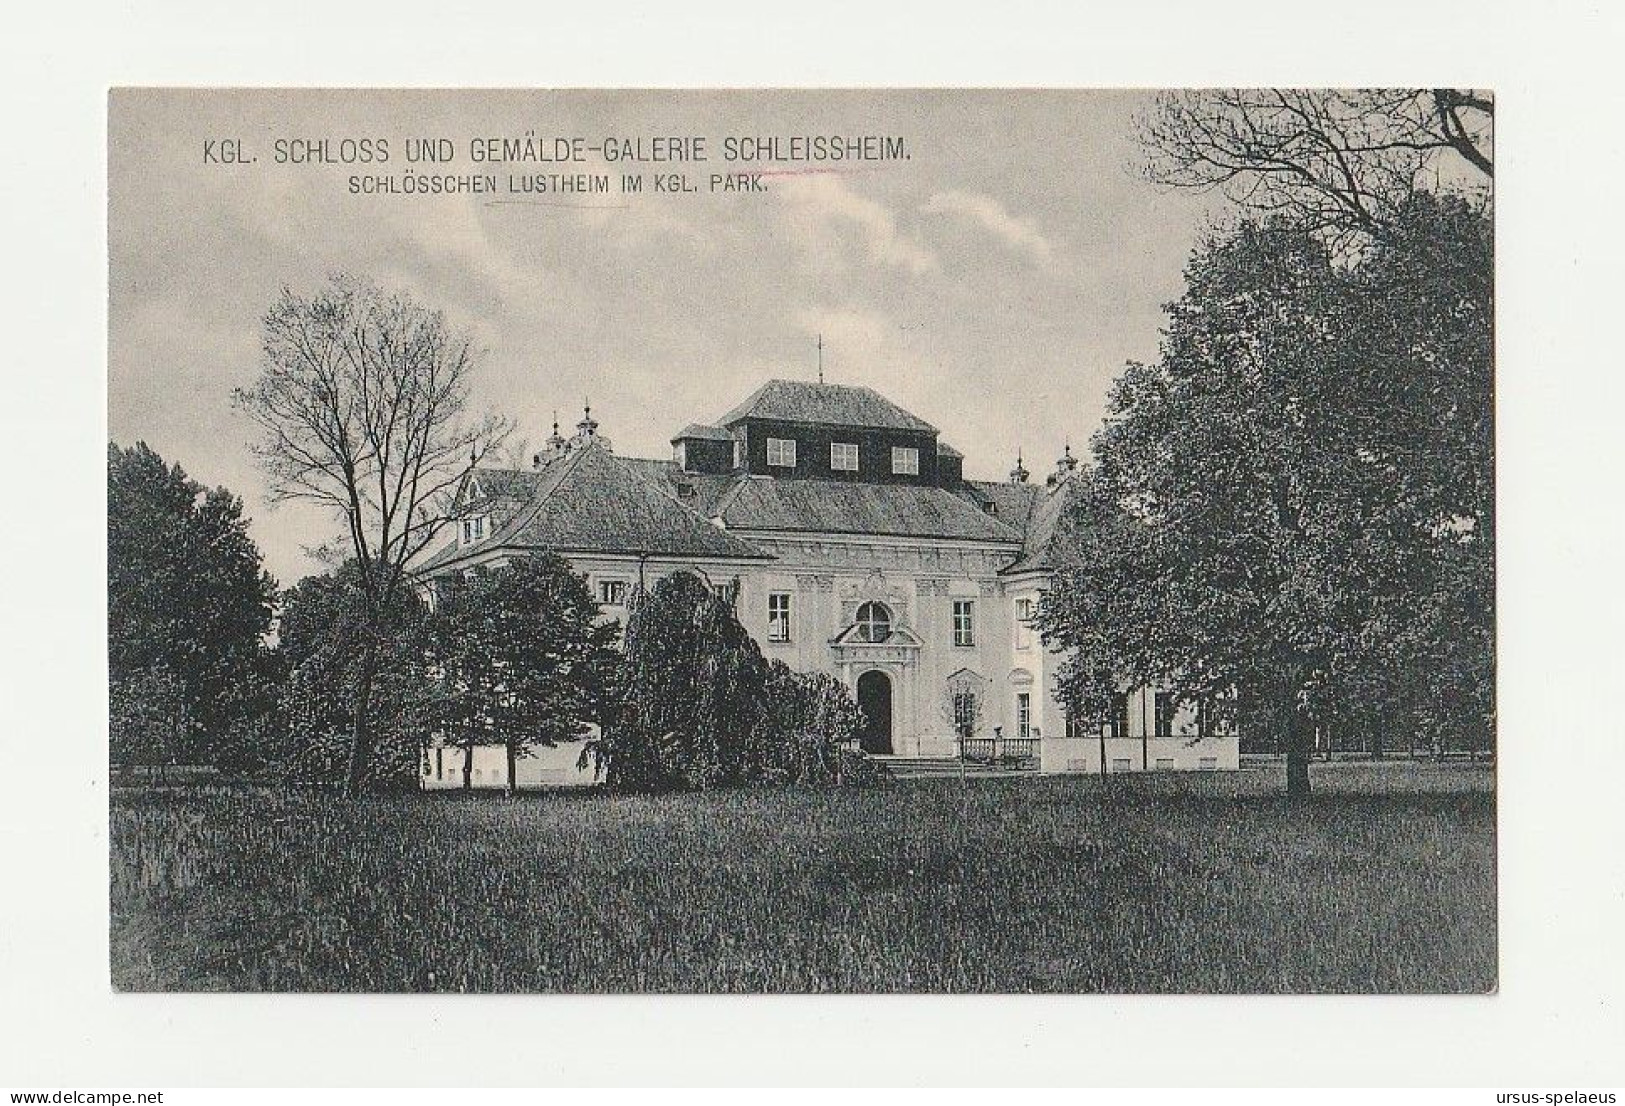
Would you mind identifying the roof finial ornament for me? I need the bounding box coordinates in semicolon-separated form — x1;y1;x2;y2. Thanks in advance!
1010;448;1030;485
1055;437;1079;480
576;398;598;439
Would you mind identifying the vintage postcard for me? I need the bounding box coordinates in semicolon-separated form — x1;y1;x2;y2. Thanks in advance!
107;88;1495;994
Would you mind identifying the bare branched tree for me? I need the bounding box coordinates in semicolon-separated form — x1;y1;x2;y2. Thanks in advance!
1140;88;1492;251
234;274;510;793
940;676;987;742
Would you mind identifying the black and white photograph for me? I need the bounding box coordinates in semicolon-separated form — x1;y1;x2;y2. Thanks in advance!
8;3;1625;1087
105;87;1496;995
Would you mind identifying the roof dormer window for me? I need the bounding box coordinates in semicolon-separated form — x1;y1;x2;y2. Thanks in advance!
460;516;487;547
891;446;920;476
830;442;858;472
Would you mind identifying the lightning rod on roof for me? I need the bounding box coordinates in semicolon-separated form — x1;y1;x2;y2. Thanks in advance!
816;333;824;384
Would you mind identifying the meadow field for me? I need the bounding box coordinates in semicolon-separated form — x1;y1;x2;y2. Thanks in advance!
109;763;1496;993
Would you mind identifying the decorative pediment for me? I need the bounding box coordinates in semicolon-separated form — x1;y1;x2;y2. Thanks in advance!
837;568;910;625
830;622;923;649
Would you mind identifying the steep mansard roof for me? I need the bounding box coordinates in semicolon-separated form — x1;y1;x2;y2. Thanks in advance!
712;476;1023;543
671;423;735;443
415;443;772;573
416;446;1081;574
997;475;1080;575
964;479;1041;530
622;460;1034;544
715;379;938;433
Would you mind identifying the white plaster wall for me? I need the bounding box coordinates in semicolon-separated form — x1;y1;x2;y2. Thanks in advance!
1040;733;1240;774
420;740;599;790
423;540;1241;776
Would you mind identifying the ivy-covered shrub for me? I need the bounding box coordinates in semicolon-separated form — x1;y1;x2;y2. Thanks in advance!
752;662;864;785
586;572;766;791
586;573;873;792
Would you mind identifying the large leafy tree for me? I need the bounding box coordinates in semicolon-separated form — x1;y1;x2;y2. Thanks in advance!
108;665;192;776
108;442;277;765
276;560;430;788
1040;195;1492;795
423;555;620;792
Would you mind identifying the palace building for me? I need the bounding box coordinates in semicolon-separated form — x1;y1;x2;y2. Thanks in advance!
413;378;1239;788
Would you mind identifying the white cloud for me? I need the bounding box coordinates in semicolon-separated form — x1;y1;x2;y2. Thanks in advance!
777;174;937;275
921;189;1054;264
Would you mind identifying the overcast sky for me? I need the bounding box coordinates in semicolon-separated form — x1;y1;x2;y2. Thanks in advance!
109;89;1216;586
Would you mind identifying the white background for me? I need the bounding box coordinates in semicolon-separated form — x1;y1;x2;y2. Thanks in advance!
2;0;1622;1088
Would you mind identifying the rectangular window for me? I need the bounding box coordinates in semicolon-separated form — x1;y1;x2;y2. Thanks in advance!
1108;693;1131;739
767;592;792;642
1112;758;1133;772
767;437;797;468
1065;710;1088;739
1014;596;1035;650
1198;699;1217;737
952;599;975;646
830;442;858;472
712;581;738;606
1016;693;1032;739
597;579;629;607
1199;756;1219;771
460;516;485;545
891;446;920;475
1154;691;1176;738
1155;757;1175;771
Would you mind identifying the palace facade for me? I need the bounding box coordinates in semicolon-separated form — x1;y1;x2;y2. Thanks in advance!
413;379;1239;788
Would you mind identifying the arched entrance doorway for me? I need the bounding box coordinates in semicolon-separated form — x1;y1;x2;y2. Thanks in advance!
857;670;893;754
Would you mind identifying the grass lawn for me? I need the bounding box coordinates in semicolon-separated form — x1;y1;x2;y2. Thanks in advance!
109;763;1496;993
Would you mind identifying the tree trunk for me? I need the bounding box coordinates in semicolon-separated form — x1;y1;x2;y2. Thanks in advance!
505;743;518;796
462;735;475;790
344;642;379;796
1286;710;1314;797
